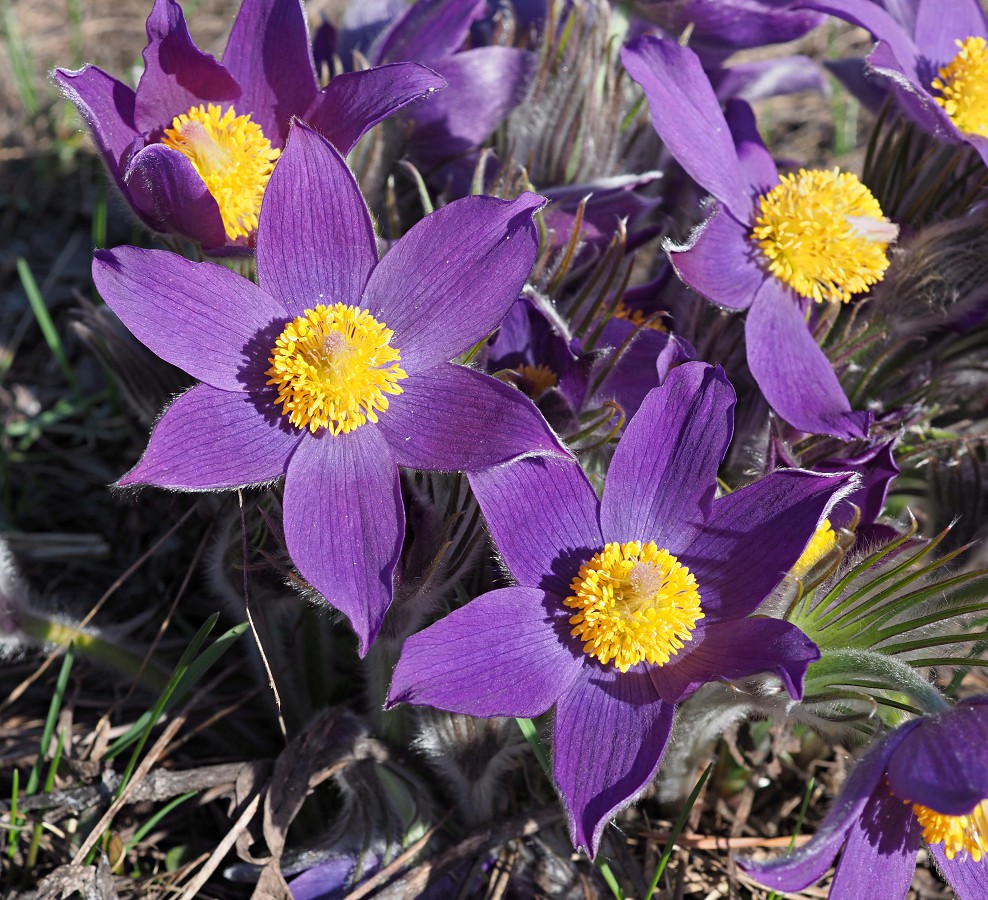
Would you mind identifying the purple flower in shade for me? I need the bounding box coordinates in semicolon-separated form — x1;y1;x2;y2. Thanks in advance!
92;121;566;654
798;0;988;167
54;0;445;252
621;35;899;441
388;361;856;855
741;696;988;899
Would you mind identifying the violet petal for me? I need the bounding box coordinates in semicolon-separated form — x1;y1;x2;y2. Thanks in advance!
929;844;988;900
360;193;545;371
387;585;583;716
745;279;871;439
553;665;673;857
377;364;565;471
724;98;779;196
118;384;301;489
914;0;987;63
469;456;603;597
282;426;403;656
256;121;377;315
93;247;288;391
600;362;734;550
376;0;483;64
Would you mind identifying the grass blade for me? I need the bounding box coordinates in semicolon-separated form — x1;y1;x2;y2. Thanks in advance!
17;257;79;391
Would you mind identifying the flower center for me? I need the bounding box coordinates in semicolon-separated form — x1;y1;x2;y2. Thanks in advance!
516;363;558;399
912;798;988;862
792;518;836;579
932;37;988;137
161;104;280;241
752;168;896;304
265;303;407;435
612;301;667;331
564;541;703;672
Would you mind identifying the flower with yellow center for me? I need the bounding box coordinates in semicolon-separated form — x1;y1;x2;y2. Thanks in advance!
752;168;897;304
932;36;988;138
516;363;558;399
162;103;280;241
564;540;703;672
791;518;837;579
912;797;988;862
266;303;407;435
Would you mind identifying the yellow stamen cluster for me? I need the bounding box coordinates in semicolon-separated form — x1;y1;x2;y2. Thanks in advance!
266;303;407;435
912;798;988;862
613;301;668;331
792;518;837;579
162;103;280;241
516;363;558;399
752;168;896;303
564;541;703;672
932;37;988;137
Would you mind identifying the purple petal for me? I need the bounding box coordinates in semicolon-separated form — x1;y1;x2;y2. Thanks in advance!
118;384;301;489
740;726;918;891
53;66;138;185
469;456;603;597
600;362;734;550
221;0;318;146
360;193;545;371
650;617;819;704
123;143;228;248
305;63;447;156
682;468;856;618
283;426;403;656
93;247;288;391
930;844;988;900
376;0;483;64
377;364;565;471
134;0;240;134
817;438;899;529
668;206;764;311
553;665;673;857
408;48;536;154
828;779;921;900
714;56;827;104
886;701;988;815
915;0;987;63
256;122;377;315
746;279;872;439
387;586;583;716
621;36;750;218
796;1;919;68
724;98;779;196
825;57;893;114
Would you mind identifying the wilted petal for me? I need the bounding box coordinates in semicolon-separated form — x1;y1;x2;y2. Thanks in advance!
469;456;602;597
93;247;287;391
650;617;819;704
683;469;856;618
222;0;318;146
388;586;583;716
360;193;545;371
886;700;988;815
746;279;871;439
600;363;734;549
118;384;301;489
377;364;565;471
553;666;673;857
305;63;447;156
668;208;764;311
134;0;240;134
123;143;228;248
621;36;750;217
283;426;403;656
54;66;139;184
256;122;378;315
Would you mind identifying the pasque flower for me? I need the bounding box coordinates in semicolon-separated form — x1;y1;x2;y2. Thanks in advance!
622;36;896;440
93;121;565;654
800;0;988;167
56;0;444;251
742;696;988;899
388;362;855;855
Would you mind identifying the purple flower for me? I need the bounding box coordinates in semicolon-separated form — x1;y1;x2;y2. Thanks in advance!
742;697;988;899
801;0;988;166
55;0;444;252
622;35;897;440
388;362;855;855
92;122;565;654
